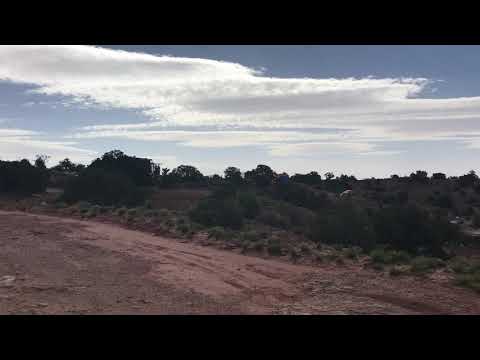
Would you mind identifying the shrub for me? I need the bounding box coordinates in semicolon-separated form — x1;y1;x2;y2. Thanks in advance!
389;266;407;276
370;248;412;265
237;192;260;219
127;208;138;217
177;224;190;234
0;159;48;195
473;211;480;228
267;239;283;256
342;247;358;260
410;256;444;273
258;210;290;229
370;248;394;264
207;227;227;241
89;150;158;187
310;202;376;250
240;230;261;243
373;205;461;257
449;257;480;274
190;197;244;229
454;272;480;293
62;169;147;206
115;207;127;216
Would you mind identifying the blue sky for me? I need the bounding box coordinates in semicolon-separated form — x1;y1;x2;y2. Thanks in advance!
1;45;480;178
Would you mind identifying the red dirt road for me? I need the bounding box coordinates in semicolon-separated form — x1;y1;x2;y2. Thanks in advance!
0;210;479;314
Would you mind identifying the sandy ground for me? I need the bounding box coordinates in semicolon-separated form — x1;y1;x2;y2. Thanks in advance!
0;210;479;314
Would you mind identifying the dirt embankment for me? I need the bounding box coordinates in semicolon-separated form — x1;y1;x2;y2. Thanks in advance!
0;210;479;314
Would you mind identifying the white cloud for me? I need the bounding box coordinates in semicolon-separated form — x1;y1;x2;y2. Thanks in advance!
1;45;480;161
0;128;97;165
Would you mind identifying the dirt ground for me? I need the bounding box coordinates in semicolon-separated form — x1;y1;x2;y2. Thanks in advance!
0;210;479;314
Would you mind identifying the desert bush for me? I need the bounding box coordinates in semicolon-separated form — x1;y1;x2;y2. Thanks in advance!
266;238;283;256
370;248;411;265
271;182;331;210
342;247;360;260
240;230;261;243
177;224;190;234
0;159;48;195
454;272;480;293
389;266;408;276
258;209;290;229
237;191;260;219
410;256;444;273
310;202;376;249
207;226;227;241
54;201;68;209
62;169;147;206
115;207;127;216
449;257;480;274
89;150;158;187
190;196;244;229
373;205;461;257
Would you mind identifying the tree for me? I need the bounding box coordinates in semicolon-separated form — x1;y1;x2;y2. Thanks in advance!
170;165;204;184
458;170;478;187
53;158;79;172
291;171;322;186
324;172;335;181
432;172;446;180
62;168;147;206
224;167;243;185
34;154;49;169
0;159;47;195
245;165;276;187
410;170;428;183
89;150;157;186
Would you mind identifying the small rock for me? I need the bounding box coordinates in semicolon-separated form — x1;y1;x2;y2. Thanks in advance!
0;275;15;287
36;303;49;307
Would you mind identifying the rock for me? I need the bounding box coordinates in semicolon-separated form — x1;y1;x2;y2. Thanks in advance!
36;303;49;307
0;275;15;287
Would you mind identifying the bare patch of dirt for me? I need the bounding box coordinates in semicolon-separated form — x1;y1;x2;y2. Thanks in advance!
0;210;479;314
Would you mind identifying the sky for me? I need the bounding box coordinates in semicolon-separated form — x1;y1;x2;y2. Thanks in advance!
1;45;480;178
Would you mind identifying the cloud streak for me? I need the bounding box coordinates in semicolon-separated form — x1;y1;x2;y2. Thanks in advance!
1;45;480;170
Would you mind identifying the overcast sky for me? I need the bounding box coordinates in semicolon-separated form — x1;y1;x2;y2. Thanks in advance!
1;45;480;178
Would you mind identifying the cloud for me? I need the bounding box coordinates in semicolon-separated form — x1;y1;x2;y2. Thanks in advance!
0;128;97;164
2;45;480;161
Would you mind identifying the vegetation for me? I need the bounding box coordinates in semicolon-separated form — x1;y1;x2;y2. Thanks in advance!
3;149;480;292
0;159;48;195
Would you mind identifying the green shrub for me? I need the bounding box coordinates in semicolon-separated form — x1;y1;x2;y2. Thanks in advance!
454;272;480;293
177;224;190;234
115;207;127;216
143;209;158;218
342;247;358;260
237;192;260;219
208;226;227;241
62;168;148;206
370;248;412;265
0;159;48;195
449;257;480;274
54;201;68;209
258;210;290;229
240;230;261;243
190;197;244;229
267;239;283;256
389;266;407;276
310;202;376;250
472;211;480;228
410;256;444;273
127;208;138;217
